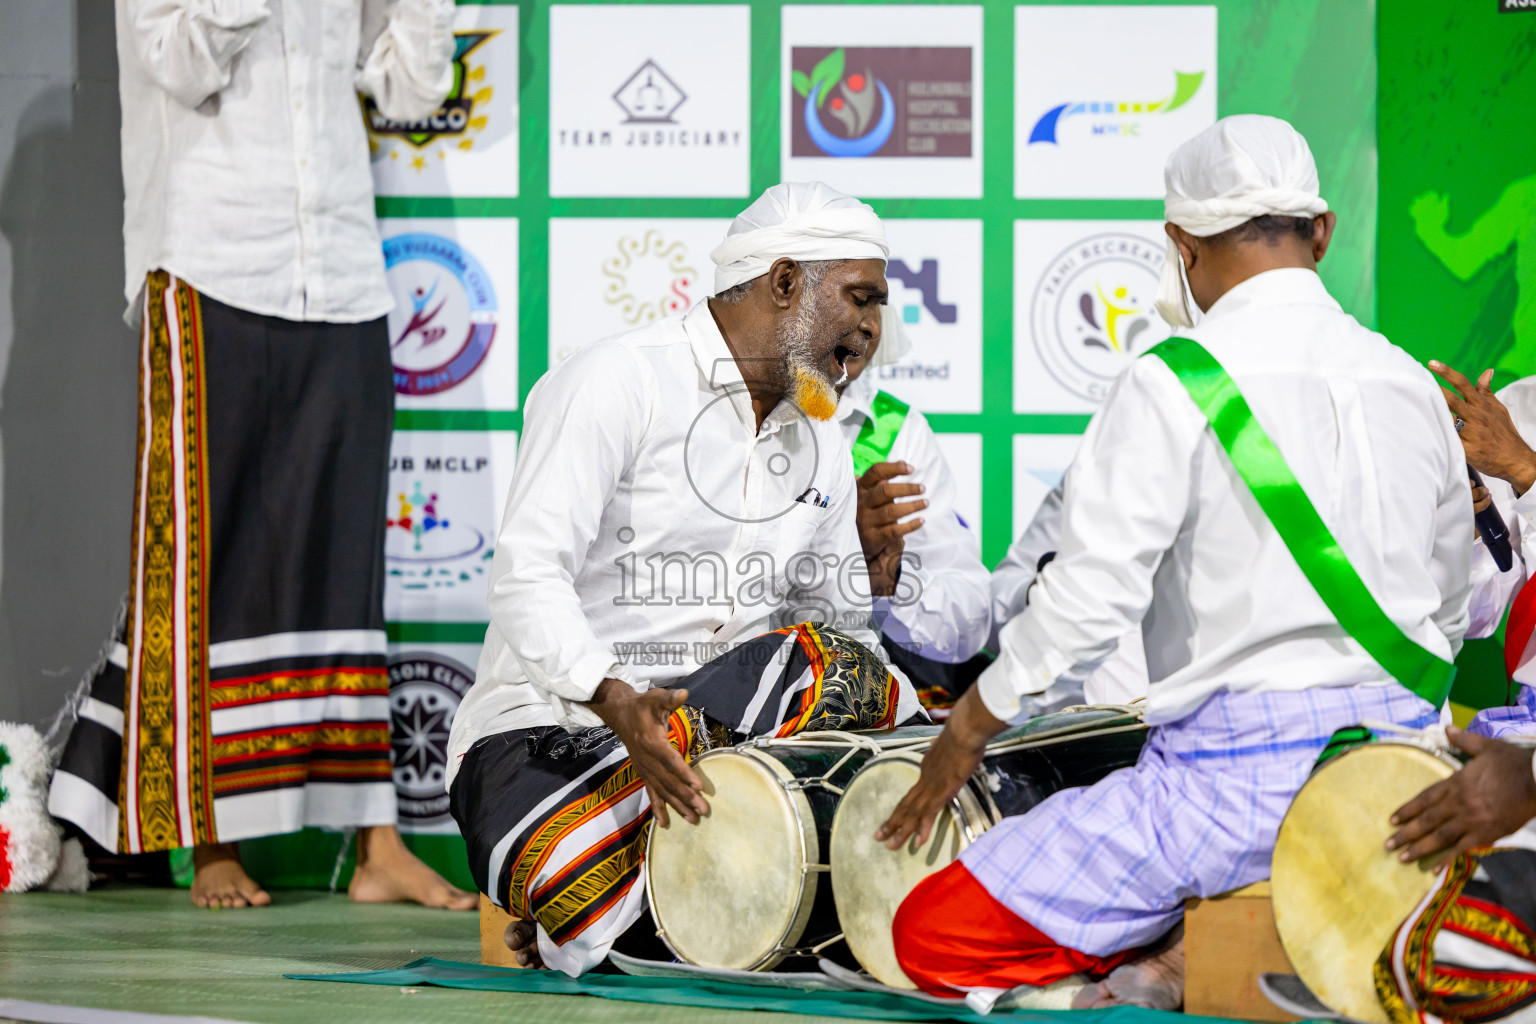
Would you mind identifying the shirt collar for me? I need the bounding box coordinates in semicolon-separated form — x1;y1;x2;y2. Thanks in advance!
836;372;878;425
682;301;806;439
1199;267;1342;325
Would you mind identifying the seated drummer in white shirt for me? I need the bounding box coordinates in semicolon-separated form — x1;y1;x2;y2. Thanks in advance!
445;183;925;976
831;323;992;712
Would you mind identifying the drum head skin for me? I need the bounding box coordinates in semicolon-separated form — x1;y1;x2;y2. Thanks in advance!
1272;743;1456;1024
829;753;982;989
647;749;817;971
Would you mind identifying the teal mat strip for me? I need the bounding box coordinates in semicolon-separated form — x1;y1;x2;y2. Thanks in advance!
287;957;1229;1024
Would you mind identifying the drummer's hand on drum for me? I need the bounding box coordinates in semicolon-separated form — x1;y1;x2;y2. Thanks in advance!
1386;726;1536;863
875;687;1005;850
857;462;926;597
588;678;708;826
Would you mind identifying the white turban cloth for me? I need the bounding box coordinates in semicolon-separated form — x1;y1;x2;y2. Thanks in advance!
1155;114;1330;328
711;181;911;366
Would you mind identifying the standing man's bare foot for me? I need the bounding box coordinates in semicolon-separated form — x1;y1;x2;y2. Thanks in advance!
1071;926;1185;1010
347;824;477;910
504;919;544;968
191;843;272;909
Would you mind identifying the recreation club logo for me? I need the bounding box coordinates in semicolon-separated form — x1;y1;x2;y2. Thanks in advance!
557;58;744;150
789;46;972;158
384;467;493;593
383;233;497;397
387;653;475;826
1030;233;1171;401
363;31;497;170
1027;71;1206;146
602;229;700;326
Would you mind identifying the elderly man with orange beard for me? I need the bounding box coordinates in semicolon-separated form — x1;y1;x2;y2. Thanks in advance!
445;182;925;977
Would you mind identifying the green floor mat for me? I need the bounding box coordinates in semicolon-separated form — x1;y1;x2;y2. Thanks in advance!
288;957;1228;1024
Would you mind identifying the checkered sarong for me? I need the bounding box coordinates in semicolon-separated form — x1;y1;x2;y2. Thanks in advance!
1467;685;1536;740
960;685;1439;957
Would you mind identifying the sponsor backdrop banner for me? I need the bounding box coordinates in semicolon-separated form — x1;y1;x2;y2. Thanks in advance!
346;0;1381;854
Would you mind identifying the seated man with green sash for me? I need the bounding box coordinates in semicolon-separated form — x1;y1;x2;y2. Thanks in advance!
828;318;992;715
879;116;1473;1010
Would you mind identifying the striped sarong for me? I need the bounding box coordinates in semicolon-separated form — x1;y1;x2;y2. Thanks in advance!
449;622;920;977
960;684;1440;957
1468;686;1536;740
48;271;398;852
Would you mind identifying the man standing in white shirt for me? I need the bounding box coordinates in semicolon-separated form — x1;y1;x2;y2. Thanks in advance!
48;0;476;912
879;116;1471;1008
831;322;992;713
1429;364;1536;736
445;183;925;977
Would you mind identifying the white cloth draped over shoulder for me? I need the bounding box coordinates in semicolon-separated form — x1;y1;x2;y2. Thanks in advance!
1155;115;1331;328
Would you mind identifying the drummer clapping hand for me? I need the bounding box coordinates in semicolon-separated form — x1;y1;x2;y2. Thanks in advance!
1386;726;1536;863
876;687;1005;850
588;678;708;826
1431;361;1536;495
857;462;926;597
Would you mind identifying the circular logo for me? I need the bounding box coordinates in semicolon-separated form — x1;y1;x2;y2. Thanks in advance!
1030;233;1171;402
803;77;896;158
384;233;497;397
388;652;475;826
683;386;821;524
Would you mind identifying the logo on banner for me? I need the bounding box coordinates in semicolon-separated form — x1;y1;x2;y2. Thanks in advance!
364;32;498;169
1027;71;1205;145
613;60;687;123
558;59;742;150
879;257;959;383
388;653;475;826
1030;233;1170;401
603;230;700;326
385;468;493;592
790;46;972;158
384;233;497;397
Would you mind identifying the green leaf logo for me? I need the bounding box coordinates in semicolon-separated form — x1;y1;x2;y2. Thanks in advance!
791;70;812;98
809;49;845;108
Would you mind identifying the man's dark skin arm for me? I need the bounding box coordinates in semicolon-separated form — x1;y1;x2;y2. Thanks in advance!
874;684;1008;849
1386;726;1536;863
856;460;927;596
1431;362;1536;496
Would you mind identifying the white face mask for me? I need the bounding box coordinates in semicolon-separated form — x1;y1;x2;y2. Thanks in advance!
1153;236;1198;330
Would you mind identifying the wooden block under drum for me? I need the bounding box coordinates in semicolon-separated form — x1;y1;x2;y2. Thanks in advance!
480;893;526;968
1184;882;1299;1022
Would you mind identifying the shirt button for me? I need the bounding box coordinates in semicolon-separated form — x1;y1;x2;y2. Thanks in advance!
299;157;309;168
293;99;303;110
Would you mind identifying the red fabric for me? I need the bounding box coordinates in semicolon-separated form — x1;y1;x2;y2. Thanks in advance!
892;860;1139;996
1505;582;1536;682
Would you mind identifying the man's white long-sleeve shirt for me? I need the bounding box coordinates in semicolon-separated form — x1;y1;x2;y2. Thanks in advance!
990;480;1149;707
447;304;921;787
117;0;455;323
1467;380;1536;678
978;268;1472;727
834;376;991;664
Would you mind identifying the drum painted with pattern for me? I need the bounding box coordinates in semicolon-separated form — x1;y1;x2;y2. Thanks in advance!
829;706;1148;988
1271;740;1459;1024
645;728;934;971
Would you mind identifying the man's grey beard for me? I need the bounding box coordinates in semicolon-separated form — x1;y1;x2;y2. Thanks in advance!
776;290;846;397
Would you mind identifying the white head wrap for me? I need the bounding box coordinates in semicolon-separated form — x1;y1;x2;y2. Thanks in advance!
1155;115;1330;328
711;181;910;366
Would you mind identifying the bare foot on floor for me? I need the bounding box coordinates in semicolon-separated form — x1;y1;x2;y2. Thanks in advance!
191;843;271;909
1071;927;1184;1010
504;919;545;969
347;825;477;910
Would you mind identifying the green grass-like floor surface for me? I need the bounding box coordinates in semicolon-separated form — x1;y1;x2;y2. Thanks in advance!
0;885;858;1024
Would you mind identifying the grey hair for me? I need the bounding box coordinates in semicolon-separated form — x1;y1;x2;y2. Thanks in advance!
713;259;839;305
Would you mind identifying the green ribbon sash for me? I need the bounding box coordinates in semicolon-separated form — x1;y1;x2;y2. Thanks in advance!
849;390;911;477
1147;336;1456;708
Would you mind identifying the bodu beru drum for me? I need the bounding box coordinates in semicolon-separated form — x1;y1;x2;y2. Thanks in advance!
829;706;1149;989
645;727;940;971
1271;736;1461;1024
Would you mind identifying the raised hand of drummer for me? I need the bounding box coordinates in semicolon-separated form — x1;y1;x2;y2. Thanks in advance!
1432;361;1536;496
856;461;927;597
876;685;1006;850
587;678;708;827
1386;726;1536;863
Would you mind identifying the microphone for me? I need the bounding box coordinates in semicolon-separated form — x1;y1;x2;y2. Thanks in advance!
1470;467;1514;572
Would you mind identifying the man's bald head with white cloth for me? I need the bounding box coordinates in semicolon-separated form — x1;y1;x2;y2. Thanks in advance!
709;181;900;423
1154;114;1337;328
